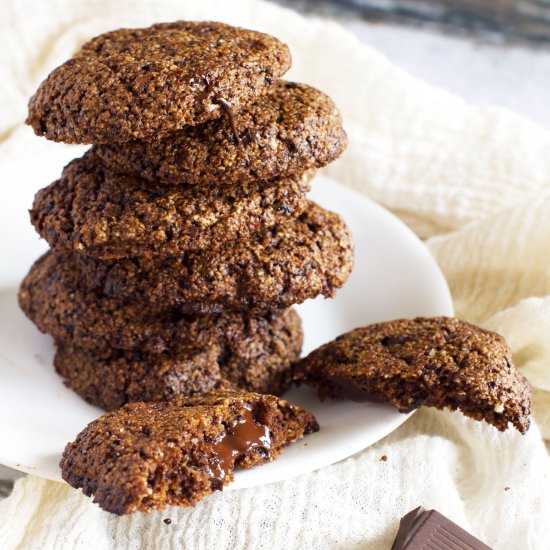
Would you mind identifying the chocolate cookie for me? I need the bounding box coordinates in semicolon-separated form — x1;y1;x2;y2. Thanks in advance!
60;390;319;514
93;81;347;185
27;21;291;144
30;152;311;260
19;249;303;354
78;201;354;314
54;309;301;410
295;317;531;433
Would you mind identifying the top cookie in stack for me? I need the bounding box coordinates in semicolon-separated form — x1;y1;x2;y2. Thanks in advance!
20;21;354;411
27;21;293;143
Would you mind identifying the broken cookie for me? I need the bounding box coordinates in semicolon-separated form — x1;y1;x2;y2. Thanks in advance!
60;390;318;514
295;317;531;433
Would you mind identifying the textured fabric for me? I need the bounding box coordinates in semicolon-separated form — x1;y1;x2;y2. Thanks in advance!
2;0;550;548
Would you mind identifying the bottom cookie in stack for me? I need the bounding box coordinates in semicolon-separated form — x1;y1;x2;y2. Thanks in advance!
19;250;304;409
53;307;302;410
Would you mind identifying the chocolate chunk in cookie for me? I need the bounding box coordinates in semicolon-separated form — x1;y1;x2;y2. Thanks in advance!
54;309;301;410
30;152;311;260
27;21;291;144
79;201;353;314
18;250;303;354
93;81;347;185
60;390;319;514
295;317;531;433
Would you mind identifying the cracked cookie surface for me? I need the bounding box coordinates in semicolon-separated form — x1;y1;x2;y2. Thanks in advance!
93;81;346;185
54;308;302;411
18;249;301;355
27;21;291;143
78;201;354;314
295;317;531;433
30;152;311;259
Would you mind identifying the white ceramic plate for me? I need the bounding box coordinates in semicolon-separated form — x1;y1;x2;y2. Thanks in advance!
0;149;453;488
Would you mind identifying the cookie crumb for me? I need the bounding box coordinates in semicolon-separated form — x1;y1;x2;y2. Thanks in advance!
164;518;172;525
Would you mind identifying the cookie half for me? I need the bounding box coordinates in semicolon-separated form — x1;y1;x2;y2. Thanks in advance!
27;21;291;143
54;308;302;410
30;152;311;259
60;390;319;514
93;81;347;185
18;250;303;354
295;317;531;433
79;201;354;314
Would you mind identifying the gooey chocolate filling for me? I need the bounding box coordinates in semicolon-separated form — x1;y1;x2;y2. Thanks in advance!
207;407;271;487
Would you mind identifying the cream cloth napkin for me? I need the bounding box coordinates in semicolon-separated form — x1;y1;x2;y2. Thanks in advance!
2;0;550;548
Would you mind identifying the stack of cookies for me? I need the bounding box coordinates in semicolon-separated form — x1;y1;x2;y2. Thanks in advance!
19;21;354;411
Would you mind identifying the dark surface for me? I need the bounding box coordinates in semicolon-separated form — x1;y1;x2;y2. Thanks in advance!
274;0;550;45
392;506;491;549
0;479;14;499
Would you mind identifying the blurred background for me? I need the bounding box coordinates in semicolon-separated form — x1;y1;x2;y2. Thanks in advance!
272;0;550;127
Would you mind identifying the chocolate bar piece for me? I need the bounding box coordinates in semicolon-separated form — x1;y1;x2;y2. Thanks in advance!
392;506;491;550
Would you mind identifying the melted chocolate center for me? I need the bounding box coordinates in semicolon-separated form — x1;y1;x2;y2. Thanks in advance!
207;407;271;485
197;76;215;104
196;76;241;144
216;97;241;145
